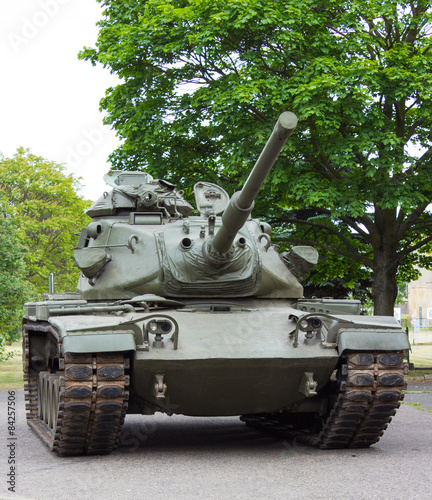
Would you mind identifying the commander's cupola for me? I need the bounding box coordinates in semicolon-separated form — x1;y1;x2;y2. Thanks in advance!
87;170;193;219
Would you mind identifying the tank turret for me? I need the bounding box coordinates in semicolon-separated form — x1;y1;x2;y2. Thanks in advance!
74;112;304;300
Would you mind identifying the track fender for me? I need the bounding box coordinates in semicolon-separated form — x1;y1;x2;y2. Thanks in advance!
338;329;410;353
61;332;136;354
48;317;137;354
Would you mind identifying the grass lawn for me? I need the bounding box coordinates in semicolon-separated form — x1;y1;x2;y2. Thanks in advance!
1;338;432;390
0;340;23;390
409;344;432;369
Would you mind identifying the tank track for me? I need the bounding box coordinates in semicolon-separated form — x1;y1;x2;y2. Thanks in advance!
23;328;129;455
241;351;407;449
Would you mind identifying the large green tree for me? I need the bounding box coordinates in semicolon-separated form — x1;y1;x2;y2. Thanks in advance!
0;209;34;347
81;0;432;314
0;149;91;296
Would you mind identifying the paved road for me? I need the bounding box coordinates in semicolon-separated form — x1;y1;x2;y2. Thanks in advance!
1;383;431;500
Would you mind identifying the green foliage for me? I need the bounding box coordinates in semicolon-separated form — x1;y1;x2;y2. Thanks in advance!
0;212;34;347
0;149;91;298
0;350;15;362
273;213;374;301
81;0;432;314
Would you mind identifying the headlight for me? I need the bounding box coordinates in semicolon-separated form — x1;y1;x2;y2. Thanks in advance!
311;318;322;329
300;319;309;330
148;321;158;332
147;320;172;334
143;315;179;350
298;317;322;331
160;321;172;333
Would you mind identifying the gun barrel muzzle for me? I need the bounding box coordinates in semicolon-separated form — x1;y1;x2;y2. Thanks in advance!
210;111;298;255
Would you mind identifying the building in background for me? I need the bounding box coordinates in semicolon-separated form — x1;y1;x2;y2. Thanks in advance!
407;267;432;344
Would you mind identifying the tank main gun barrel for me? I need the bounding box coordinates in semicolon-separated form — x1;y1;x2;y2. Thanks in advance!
210;111;298;254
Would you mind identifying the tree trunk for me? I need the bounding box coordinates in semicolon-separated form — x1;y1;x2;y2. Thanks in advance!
372;251;399;316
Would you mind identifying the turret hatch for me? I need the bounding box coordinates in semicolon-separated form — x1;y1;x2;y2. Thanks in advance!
193;182;229;217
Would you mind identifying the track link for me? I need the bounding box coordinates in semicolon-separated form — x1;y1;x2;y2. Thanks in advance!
24;329;129;455
241;351;407;449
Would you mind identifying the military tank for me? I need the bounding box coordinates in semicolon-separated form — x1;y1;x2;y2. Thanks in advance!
23;112;409;455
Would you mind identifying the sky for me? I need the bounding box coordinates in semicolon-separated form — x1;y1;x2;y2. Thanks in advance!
0;0;121;201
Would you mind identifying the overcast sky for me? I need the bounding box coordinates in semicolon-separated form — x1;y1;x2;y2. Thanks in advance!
0;0;121;200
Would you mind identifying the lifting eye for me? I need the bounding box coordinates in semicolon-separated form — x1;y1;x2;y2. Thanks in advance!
258;233;271;250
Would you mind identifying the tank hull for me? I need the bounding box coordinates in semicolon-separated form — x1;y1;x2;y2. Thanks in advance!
23;297;409;454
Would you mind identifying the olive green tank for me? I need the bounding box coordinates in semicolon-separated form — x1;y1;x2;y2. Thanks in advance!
23;112;409;455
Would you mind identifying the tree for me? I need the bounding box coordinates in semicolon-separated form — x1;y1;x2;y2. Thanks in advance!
0;210;34;348
0;149;91;296
80;0;432;314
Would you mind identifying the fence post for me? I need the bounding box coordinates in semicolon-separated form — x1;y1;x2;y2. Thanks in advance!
406;326;414;370
48;273;54;295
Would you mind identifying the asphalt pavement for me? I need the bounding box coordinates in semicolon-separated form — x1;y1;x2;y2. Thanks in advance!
0;383;431;500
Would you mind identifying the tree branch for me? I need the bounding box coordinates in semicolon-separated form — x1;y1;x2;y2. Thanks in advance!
272;215;371;259
397;199;431;240
398;234;432;258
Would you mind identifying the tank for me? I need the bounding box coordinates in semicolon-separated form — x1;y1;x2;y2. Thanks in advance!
23;112;409;455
